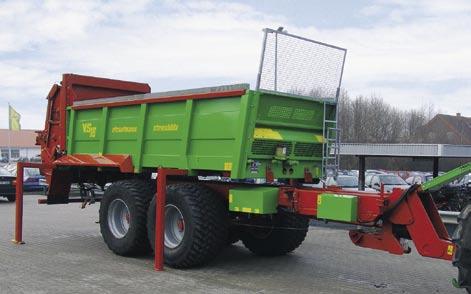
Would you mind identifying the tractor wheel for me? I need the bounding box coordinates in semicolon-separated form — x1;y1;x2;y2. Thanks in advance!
147;183;228;268
6;195;15;202
240;210;309;256
99;179;153;256
227;226;241;245
452;204;471;293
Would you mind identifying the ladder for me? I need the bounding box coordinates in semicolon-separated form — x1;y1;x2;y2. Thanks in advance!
322;102;340;177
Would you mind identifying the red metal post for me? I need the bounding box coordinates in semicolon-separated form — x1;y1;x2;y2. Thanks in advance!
154;168;167;271
12;162;44;245
13;162;24;244
154;168;187;271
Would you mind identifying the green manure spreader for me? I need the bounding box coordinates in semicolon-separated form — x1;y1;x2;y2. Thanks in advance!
34;73;336;268
12;28;471;292
67;83;333;180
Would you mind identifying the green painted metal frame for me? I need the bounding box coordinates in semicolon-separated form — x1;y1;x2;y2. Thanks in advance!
422;162;471;191
228;186;279;214
317;193;358;222
66;89;332;180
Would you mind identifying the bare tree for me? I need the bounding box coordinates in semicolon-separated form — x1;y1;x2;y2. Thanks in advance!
336;92;439;169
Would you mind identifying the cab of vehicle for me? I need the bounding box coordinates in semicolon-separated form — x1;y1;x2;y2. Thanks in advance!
370;174;410;192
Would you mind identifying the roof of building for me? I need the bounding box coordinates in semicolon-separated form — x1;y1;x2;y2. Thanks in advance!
419;114;471;144
0;129;39;148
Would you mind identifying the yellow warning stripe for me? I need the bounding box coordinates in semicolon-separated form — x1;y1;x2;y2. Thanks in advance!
253;128;283;140
314;134;325;143
224;162;233;171
447;245;454;255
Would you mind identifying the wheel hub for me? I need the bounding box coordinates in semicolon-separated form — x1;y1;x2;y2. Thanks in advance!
107;198;131;239
177;219;185;232
165;204;185;249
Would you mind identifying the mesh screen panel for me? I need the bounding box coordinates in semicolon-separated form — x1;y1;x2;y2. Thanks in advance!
257;29;346;99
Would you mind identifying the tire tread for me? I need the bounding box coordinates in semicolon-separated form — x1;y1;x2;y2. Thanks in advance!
148;183;228;268
100;179;153;256
453;204;471;290
241;211;309;256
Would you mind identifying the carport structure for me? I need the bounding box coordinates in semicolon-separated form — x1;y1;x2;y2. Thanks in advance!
339;143;471;190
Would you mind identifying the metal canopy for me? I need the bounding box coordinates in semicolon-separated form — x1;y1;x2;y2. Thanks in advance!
340;143;471;191
339;143;471;158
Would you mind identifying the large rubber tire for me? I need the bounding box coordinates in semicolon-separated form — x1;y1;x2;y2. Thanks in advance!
452;204;471;293
147;183;228;268
227;226;241;245
6;195;15;202
240;210;309;256
99;179;153;256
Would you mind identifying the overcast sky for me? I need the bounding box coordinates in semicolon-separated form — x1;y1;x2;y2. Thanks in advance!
1;0;470;129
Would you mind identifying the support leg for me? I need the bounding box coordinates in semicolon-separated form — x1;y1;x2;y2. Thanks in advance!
13;162;25;244
153;168;187;271
154;168;167;271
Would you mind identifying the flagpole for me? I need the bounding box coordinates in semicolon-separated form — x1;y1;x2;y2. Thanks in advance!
8;103;11;163
8;130;11;164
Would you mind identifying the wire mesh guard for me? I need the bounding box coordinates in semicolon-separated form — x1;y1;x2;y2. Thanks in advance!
257;28;346;99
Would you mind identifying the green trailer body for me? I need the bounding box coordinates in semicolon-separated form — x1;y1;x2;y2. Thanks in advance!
67;89;336;179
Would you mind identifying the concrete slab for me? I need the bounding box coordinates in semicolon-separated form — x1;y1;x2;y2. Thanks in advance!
0;196;461;294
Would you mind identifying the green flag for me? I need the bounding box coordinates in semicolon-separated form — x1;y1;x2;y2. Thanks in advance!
8;104;21;131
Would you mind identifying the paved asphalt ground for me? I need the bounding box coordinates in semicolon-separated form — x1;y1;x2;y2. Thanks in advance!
0;194;464;294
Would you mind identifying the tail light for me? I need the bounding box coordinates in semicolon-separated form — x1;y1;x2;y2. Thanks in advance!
12;180;16;186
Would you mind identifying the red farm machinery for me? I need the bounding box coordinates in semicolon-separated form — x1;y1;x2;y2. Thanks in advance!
12;28;471;292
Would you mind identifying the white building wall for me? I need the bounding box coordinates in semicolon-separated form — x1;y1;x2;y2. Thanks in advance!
19;147;41;159
0;146;40;160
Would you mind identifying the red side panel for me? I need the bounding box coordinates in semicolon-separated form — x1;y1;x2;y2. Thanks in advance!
63;74;151;102
38;74;150;167
53;154;134;173
37;74;150;194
